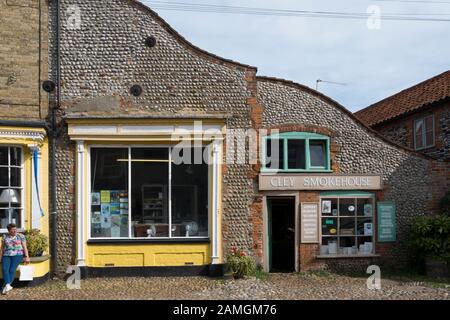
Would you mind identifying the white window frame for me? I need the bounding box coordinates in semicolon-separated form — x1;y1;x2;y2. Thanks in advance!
414;115;435;150
0;145;25;233
319;195;376;257
87;144;211;240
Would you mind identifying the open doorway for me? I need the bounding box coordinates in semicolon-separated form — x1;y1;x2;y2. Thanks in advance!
267;197;296;272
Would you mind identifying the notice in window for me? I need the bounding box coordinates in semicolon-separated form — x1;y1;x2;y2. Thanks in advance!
301;203;319;243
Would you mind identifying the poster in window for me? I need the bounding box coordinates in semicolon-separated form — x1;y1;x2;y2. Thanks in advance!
111;226;120;237
111;215;121;237
364;223;373;236
322;200;332;214
92;211;101;224
100;190;110;203
110;191;120;203
100;203;111;229
91;192;100;205
101;216;111;229
364;204;373;216
110;203;120;215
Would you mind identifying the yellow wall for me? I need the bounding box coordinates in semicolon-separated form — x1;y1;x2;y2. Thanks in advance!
87;243;211;267
0;126;50;279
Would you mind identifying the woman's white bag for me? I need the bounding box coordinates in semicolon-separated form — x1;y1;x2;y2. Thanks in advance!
18;265;35;281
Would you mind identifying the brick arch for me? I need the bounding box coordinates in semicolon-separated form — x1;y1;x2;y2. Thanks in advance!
264;123;338;138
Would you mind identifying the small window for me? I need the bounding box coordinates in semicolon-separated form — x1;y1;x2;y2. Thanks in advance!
263;132;330;172
0;146;23;230
414;115;434;150
320;196;375;257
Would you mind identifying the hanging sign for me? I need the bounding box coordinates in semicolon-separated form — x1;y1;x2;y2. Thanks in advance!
377;201;396;242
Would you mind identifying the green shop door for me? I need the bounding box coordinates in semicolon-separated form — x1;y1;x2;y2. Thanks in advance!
266;197;296;272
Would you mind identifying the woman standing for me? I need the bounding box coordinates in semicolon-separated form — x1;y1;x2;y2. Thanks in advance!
1;223;30;295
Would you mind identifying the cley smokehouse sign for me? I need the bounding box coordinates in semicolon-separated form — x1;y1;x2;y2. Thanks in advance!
259;174;383;191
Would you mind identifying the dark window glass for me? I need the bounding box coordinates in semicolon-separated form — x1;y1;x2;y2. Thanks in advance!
171;147;209;238
0;168;8;186
0;146;23;229
310;140;326;167
10;168;21;187
10;147;21;166
131;148;169;238
90;148;129;238
0;148;8;166
287;139;305;169
266;138;284;170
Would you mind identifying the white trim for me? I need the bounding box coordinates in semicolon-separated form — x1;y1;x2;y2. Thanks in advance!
128;148;132;238
29;145;41;230
168;147;172;238
210;141;220;264
0;130;46;144
68;124;223;141
413;115;435;150
76;141;86;266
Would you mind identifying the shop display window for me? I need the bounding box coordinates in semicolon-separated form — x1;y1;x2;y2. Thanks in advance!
90;146;209;239
320;196;374;256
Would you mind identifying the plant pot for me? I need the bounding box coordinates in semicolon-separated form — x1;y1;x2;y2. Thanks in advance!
425;258;450;278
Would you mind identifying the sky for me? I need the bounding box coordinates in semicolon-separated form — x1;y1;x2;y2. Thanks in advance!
142;0;450;112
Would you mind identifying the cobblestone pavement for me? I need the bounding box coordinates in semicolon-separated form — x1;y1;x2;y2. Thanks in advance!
0;273;449;300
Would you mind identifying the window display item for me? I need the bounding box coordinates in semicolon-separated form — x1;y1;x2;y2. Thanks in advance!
328;241;337;254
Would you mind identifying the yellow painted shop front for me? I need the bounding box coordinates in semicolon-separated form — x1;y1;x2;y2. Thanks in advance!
0;125;50;282
67;118;224;274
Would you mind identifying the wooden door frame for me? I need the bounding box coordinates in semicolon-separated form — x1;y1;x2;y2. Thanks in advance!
262;192;299;272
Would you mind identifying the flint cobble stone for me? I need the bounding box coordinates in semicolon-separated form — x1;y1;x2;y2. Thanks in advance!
0;274;449;300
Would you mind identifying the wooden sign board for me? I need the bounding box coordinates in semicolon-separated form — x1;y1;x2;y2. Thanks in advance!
301;202;319;243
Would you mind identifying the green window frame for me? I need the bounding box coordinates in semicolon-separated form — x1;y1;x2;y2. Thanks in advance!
262;132;331;173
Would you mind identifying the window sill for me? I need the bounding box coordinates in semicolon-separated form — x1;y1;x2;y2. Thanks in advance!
87;238;211;244
316;254;380;259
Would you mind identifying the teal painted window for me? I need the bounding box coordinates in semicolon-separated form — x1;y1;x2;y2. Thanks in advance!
262;132;331;172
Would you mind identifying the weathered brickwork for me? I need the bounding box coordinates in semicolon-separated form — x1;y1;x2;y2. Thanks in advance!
0;0;48;120
256;77;445;270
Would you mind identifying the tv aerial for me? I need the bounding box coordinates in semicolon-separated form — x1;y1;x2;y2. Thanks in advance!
316;79;347;91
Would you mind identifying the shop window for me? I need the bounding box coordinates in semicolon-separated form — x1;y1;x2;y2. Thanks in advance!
320;195;374;256
0;146;23;230
414;115;434;150
263;132;330;172
89;146;209;239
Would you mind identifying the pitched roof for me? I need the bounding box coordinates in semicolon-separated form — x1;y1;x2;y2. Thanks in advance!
355;70;450;127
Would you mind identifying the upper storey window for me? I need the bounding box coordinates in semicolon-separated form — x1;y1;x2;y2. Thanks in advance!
263;132;331;172
414;115;435;150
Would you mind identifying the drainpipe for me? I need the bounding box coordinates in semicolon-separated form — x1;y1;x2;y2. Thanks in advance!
49;0;61;279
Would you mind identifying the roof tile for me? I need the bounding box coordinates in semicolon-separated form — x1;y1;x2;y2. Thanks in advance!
355;70;450;127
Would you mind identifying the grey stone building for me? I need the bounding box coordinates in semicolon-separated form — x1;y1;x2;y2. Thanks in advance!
46;0;448;277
